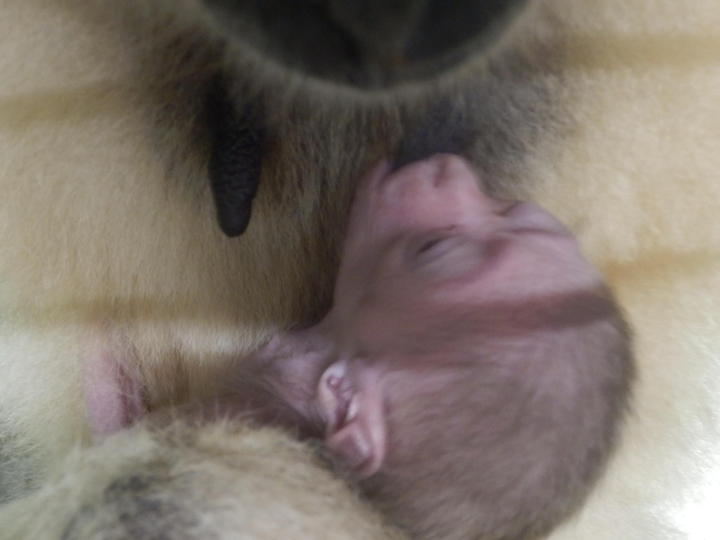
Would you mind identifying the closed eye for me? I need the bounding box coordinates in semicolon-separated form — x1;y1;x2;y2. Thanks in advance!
416;235;455;257
410;232;462;263
406;231;486;278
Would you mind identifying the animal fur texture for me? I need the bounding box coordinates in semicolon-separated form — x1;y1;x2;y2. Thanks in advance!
1;0;720;538
1;421;401;539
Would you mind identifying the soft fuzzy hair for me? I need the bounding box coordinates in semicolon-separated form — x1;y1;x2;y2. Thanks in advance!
362;288;633;540
1;420;402;539
1;0;720;539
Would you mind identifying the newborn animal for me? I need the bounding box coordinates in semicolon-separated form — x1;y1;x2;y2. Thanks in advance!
188;154;634;540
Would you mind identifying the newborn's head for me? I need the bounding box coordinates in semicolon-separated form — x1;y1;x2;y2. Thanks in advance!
331;290;630;540
84;153;632;540
311;155;633;539
175;154;633;540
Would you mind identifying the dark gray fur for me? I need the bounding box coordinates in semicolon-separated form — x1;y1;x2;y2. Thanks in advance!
0;424;36;504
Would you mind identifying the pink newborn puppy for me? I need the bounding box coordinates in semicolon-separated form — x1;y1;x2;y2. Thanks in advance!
91;154;633;540
218;154;633;540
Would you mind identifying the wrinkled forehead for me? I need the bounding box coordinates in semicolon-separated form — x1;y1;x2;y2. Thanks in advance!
455;286;621;337
372;285;625;359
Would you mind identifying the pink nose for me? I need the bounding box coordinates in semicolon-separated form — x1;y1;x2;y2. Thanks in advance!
388;154;475;187
383;154;515;213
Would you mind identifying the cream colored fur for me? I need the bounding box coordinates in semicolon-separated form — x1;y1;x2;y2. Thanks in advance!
1;0;719;538
2;421;401;539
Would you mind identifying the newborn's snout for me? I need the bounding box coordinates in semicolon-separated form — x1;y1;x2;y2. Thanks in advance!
352;154;534;240
386;154;517;217
388;154;475;188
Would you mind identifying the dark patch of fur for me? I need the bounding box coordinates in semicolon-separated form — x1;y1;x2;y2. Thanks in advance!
62;470;199;540
200;0;530;88
0;425;37;503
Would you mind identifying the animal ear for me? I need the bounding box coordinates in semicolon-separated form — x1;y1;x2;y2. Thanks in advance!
205;75;265;237
317;361;387;478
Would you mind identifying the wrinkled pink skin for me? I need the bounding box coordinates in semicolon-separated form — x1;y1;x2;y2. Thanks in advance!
85;154;604;478
305;154;603;475
331;155;598;349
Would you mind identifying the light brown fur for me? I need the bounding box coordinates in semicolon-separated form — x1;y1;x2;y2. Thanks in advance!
1;0;720;538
